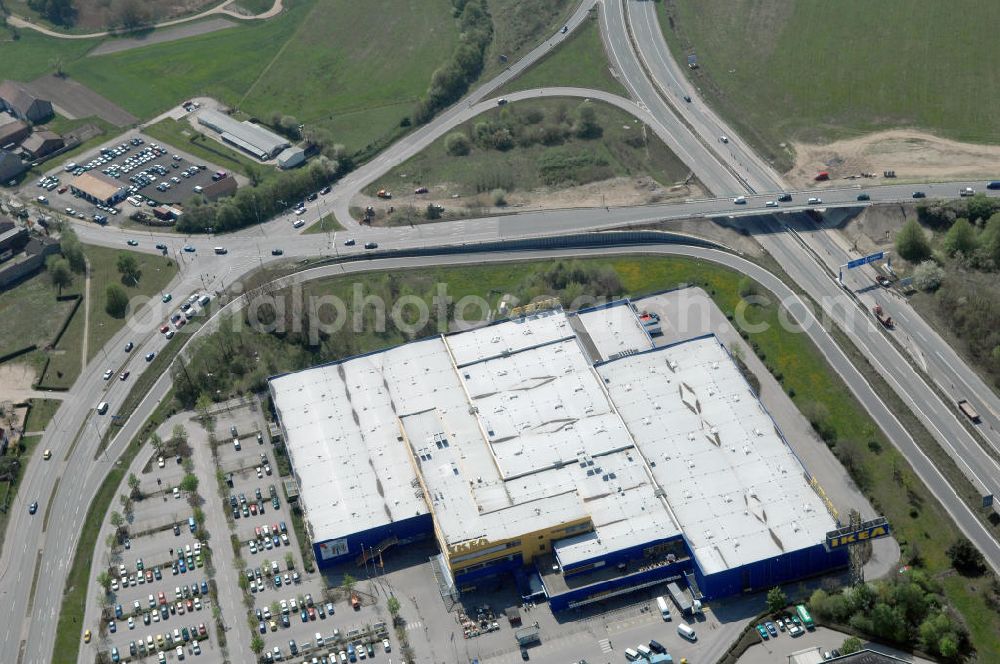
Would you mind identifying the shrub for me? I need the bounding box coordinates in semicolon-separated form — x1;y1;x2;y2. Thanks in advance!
895;219;931;262
444;132;470;156
912;261;944;291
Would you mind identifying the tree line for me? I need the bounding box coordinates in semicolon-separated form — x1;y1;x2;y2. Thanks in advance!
175;158;338;234
894;195;1000;386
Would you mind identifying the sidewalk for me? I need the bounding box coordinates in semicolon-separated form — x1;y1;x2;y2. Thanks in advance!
187;416;254;663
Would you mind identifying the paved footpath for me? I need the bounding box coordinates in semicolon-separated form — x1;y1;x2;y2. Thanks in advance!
187;416;253;664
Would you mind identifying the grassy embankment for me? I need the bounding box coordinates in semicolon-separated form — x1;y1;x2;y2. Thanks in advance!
657;0;1000;171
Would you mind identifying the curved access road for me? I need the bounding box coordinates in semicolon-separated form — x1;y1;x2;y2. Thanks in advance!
5;0;284;41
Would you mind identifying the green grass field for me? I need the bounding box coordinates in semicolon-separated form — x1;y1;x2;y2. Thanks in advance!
22;399;61;432
304;214;344;234
83;245;178;361
479;0;576;81
365;97;689;205
60;0;458;154
0;270;77;358
658;0;1000;170
38;244;178;388
500;13;626;97
0;29;98;82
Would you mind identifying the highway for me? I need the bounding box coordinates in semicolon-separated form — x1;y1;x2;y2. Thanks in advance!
2;1;1000;662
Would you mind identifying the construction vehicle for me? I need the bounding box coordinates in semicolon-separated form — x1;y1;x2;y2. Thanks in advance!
873;304;894;329
376;189;392;199
958;400;981;423
350;592;360;610
814;171;830;181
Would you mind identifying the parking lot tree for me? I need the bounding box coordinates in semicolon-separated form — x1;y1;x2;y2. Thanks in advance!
192;506;205;525
110;510;124;530
96;571;111;593
105;284;128;318
46;256;72;296
387;596;400;617
284;552;294;569
342;573;356;595
116;253;141;286
195;393;215;429
766;586;787;614
270;601;280;617
182;457;194;473
172;424;188;446
238;574;249;592
149;432;163;455
179;473;199;493
127;472;141;499
105;532;117;552
250;634;265;655
262;558;271;576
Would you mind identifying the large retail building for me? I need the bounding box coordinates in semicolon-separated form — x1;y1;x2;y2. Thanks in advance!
269;300;847;610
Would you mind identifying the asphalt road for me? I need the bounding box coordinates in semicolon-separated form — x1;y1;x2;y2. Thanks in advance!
5;1;1000;662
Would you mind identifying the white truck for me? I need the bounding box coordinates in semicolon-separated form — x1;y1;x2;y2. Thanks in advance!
656;596;671;621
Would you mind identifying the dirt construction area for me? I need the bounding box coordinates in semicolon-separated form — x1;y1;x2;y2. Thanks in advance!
786;129;1000;188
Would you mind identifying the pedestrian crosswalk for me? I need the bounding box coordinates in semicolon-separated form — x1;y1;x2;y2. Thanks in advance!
599;638;613;653
405;619;423;632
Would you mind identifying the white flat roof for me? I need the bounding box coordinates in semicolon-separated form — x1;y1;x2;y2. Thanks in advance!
597;336;836;575
271;306;832;574
574;302;651;361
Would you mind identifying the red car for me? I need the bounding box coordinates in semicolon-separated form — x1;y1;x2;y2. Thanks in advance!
157;591;166;606
160;324;169;333
308;607;317;620
197;623;206;637
249;503;258;515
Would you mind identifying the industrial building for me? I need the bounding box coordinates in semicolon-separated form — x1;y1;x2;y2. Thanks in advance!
196;109;289;160
270;301;847;610
69;171;126;205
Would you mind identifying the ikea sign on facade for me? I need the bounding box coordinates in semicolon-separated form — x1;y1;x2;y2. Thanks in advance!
825;517;890;550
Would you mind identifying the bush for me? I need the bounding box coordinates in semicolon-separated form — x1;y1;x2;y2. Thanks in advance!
445;132;471;156
941;218;978;257
946;538;986;576
912;261;944;291
491;189;507;206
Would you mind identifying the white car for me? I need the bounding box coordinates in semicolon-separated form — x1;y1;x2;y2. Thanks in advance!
382;638;391;652
293;219;305;229
103;369;114;380
765;200;778;208
808;197;822;204
733;196;746;204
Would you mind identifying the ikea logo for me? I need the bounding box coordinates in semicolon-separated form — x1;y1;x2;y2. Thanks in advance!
826;525;890;549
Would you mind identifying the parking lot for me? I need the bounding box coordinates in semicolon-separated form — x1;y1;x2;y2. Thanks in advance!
32;130;232;227
85;414;223;664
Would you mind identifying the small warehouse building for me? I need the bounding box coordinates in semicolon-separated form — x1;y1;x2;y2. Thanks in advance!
200;175;238;201
197;109;289;160
270;302;847;611
0;81;53;124
21;130;64;160
70;171;126;205
276;147;305;170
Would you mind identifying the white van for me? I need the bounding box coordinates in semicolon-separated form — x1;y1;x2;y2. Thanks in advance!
97;401;109;415
213;247;227;255
623;648;640;661
233;438;241;451
656;595;671;621
636;644;652;658
677;623;697;641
